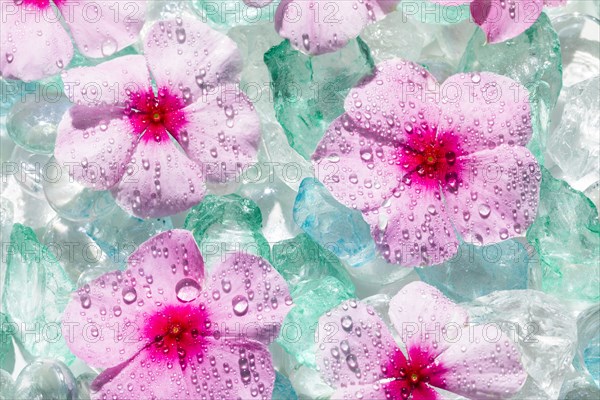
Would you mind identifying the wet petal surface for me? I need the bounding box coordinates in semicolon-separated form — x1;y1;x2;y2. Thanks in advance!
0;2;73;81
143;17;242;103
112;134;206;218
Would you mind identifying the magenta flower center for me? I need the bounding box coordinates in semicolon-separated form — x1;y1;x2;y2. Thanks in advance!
19;0;63;9
382;348;443;399
144;304;211;361
396;127;463;192
126;87;188;143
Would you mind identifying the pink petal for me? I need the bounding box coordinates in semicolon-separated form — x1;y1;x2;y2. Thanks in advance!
470;0;543;43
127;229;205;304
61;272;153;370
344;59;441;138
57;0;146;59
143;17;242;103
444;146;541;245
203;253;292;344
438;72;532;155
90;348;191;399
112;133;206;218
388;282;469;360
372;0;402;15
0;2;73;81
179;339;276;399
54;105;137;190
275;0;371;55
61;55;150;106
61;230;204;368
181;90;260;184
316;300;403;389
431;325;527;398
370;185;459;267
333;380;442;400
329;384;391;400
311;114;403;212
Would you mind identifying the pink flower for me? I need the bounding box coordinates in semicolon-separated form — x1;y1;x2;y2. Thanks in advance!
316;281;527;399
430;0;566;43
0;0;147;81
54;16;260;218
62;229;292;399
243;0;400;55
312;59;541;267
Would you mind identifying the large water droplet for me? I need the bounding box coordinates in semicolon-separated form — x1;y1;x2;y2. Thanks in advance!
221;279;232;293
175;27;186;44
80;294;91;309
122;287;137;305
232;295;249;316
101;37;118;57
478;204;491;219
359;147;373;162
175;278;201;303
346;354;359;372
341;316;353;332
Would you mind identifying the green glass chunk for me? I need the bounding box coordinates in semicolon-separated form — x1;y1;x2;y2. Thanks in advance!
2;224;75;364
272;234;355;366
0;313;15;373
265;38;375;159
184;194;271;268
527;168;600;303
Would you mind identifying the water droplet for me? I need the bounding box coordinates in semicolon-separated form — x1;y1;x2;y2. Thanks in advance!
359;148;373;162
101;37;118;57
175;278;201;303
478;204;491;218
122;287;137;305
175;27;186;44
346;354;359;372
221;279;232;293
341;316;353;331
80;294;91;309
232;295;249;316
302;33;310;51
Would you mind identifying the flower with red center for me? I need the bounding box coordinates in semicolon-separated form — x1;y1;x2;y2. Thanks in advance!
54;16;260;218
0;0;147;81
243;0;400;55
62;229;293;399
316;281;527;399
312;59;541;267
426;0;566;43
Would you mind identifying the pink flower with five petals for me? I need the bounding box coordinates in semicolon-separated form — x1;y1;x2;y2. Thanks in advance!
312;59;541;267
316;281;527;399
429;0;566;43
0;0;147;81
54;16;260;218
62;229;293;399
244;0;400;55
